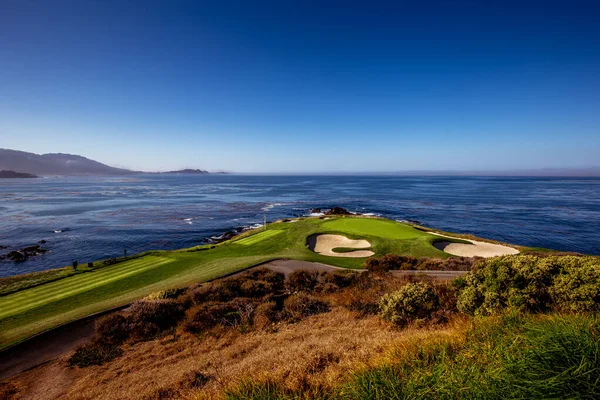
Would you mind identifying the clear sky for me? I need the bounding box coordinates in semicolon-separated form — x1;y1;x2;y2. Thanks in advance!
1;0;599;173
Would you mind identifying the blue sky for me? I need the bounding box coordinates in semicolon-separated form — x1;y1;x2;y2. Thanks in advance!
1;0;599;172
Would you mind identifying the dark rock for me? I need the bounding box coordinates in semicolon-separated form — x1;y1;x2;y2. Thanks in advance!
209;230;238;244
39;239;47;244
310;208;322;214
23;245;41;252
0;244;49;262
0;170;38;179
0;245;8;250
324;207;353;216
4;251;26;262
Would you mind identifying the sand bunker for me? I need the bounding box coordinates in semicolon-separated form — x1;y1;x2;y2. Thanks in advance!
308;234;374;258
432;233;519;258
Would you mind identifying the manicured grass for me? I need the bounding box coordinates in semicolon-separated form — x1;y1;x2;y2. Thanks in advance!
235;229;284;245
0;256;173;320
0;216;466;349
0;266;77;297
0;253;149;296
321;218;424;239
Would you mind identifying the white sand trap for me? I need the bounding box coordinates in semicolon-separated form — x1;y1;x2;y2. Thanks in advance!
308;234;374;258
432;233;519;258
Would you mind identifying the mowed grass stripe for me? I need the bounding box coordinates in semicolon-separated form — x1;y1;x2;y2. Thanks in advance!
0;257;169;307
236;229;284;245
0;257;161;307
0;257;173;319
0;258;172;319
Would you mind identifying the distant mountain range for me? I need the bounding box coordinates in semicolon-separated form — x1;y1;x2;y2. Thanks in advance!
0;149;134;176
2;148;598;177
161;169;209;174
0;149;216;176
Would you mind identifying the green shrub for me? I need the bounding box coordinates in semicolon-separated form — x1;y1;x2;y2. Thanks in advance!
457;255;600;315
68;341;123;367
379;282;439;327
145;288;186;300
551;263;600;312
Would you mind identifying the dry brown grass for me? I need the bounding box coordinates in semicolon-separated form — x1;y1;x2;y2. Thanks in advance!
5;272;461;400
6;308;461;400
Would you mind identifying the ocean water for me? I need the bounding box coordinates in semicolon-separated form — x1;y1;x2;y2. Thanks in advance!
0;175;599;277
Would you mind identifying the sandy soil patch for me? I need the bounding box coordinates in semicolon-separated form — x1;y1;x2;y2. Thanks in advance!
308;234;374;258
432;233;519;258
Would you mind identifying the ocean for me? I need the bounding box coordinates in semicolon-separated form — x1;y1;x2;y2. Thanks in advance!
0;174;598;277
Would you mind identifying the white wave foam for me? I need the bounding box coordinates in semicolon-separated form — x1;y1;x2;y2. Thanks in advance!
261;203;287;212
244;223;264;230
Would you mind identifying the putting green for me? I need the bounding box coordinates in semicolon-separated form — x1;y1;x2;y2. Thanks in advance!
320;218;425;239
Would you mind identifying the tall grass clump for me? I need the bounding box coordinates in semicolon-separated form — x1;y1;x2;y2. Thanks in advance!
340;313;600;400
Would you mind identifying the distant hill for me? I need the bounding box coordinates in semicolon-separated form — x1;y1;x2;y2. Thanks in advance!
0;149;134;176
161;169;208;174
0;170;38;178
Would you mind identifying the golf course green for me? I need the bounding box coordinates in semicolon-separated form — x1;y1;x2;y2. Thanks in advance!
0;216;458;349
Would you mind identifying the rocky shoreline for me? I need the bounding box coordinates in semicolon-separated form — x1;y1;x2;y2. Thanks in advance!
208;207;357;244
0;244;49;262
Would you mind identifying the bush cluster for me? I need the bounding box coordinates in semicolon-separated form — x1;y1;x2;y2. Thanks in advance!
365;254;475;273
286;269;359;293
379;282;439;326
145;288;186;300
70;267;368;368
191;267;284;303
283;294;330;321
69;298;188;367
68;341;123;368
184;298;257;333
457;255;600;315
